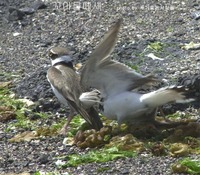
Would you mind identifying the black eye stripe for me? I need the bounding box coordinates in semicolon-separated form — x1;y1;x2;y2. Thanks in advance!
52;53;58;57
49;52;59;59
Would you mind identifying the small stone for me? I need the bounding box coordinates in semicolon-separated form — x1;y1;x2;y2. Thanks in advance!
55;159;66;166
22;160;29;167
40;41;52;47
31;0;47;10
19;7;35;15
191;10;200;20
7;158;14;163
55;36;62;41
18;98;35;107
38;154;49;164
13;32;22;36
8;7;25;21
121;168;129;174
20;20;29;27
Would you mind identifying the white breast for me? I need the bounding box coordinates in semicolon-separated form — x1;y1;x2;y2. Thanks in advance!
50;84;68;106
102;92;147;123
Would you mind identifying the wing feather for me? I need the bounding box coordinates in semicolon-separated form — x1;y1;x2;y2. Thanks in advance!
81;19;157;97
47;66;102;129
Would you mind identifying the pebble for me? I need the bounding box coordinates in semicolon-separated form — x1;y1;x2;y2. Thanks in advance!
38;154;49;164
191;10;200;20
1;0;200;174
8;7;25;21
31;0;47;10
19;7;35;15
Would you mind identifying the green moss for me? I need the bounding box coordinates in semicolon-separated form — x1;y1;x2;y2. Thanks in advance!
97;167;110;173
62;147;136;167
166;111;191;119
172;158;200;174
0;87;31;130
147;41;164;52
0;72;20;81
126;63;139;71
66;115;85;137
0;86;51;132
166;26;174;33
33;171;67;175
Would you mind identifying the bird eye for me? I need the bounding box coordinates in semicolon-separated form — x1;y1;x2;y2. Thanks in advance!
49;51;58;59
48;51;52;56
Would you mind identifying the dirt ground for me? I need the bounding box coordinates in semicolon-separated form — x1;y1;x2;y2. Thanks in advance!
0;0;200;174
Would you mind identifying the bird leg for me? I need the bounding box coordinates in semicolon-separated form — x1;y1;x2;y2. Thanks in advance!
59;107;77;135
157;107;171;122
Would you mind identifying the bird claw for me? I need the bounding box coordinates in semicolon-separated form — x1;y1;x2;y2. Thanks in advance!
59;115;74;136
59;127;68;136
59;124;70;135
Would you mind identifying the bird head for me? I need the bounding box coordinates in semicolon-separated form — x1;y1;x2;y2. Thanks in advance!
48;46;73;68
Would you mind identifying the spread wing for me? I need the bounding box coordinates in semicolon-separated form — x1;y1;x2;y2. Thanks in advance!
81;19;157;97
47;66;102;129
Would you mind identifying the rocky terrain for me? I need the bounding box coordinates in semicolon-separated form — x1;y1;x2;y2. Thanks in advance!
1;0;200;174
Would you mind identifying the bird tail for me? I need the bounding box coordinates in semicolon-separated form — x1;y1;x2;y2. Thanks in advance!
87;107;103;130
140;86;195;107
76;106;103;130
79;90;103;130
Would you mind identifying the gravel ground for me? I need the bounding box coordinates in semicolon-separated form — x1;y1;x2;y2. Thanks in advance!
1;0;200;174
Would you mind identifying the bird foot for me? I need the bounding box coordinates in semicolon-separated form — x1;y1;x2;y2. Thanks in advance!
59;127;68;136
58;121;71;136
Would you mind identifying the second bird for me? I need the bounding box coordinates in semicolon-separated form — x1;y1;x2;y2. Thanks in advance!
47;47;103;134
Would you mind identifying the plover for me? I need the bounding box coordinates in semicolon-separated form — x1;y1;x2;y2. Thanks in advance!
47;46;103;134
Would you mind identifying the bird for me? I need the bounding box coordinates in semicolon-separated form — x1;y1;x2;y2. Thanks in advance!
80;19;157;99
79;19;196;127
80;86;195;125
47;46;103;135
